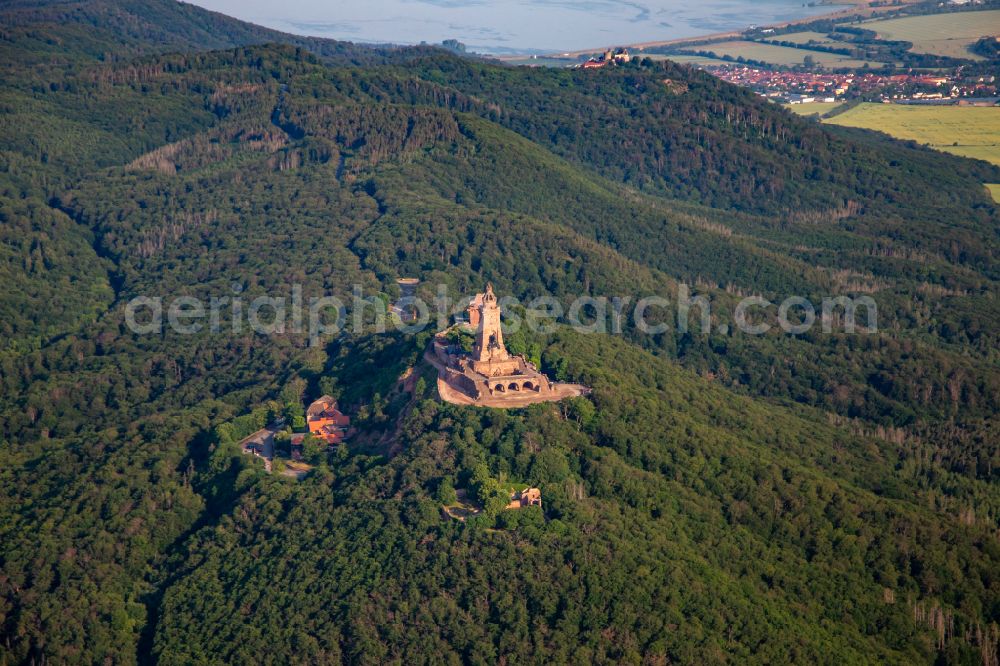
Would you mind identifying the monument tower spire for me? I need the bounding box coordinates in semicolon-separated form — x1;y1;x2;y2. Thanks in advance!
473;283;509;367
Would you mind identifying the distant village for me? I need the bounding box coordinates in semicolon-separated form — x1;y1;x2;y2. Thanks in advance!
705;65;998;105
574;46;997;106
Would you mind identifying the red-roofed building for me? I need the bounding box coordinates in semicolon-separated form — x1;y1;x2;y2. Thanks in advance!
306;395;351;444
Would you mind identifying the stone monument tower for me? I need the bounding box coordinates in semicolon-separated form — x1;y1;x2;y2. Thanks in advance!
470;283;519;376
431;283;586;404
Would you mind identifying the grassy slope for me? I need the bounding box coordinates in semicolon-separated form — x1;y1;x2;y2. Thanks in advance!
777;31;855;47
785;102;844;116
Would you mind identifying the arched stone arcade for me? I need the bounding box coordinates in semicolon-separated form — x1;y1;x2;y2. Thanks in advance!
489;379;542;394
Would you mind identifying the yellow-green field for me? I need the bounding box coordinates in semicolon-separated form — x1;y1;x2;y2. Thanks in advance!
652;53;731;66
987;183;1000;203
944;145;1000;165
768;31;856;50
682;40;877;68
785;102;843;116
775;31;839;45
824;103;1000;166
862;10;1000;59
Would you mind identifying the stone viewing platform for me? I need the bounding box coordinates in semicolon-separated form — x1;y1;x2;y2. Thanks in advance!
429;283;588;408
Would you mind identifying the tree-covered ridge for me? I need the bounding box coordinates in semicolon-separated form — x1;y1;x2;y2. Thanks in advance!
149;331;999;664
0;4;998;663
378;56;999;217
0;197;113;353
47;74;999;431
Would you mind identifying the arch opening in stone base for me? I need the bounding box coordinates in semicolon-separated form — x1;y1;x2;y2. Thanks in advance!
508;382;520;391
523;381;535;391
494;384;505;393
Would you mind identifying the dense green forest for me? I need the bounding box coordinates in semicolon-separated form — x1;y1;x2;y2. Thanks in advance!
0;0;998;663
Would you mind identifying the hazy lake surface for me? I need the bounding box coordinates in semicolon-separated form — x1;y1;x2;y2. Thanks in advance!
190;0;845;54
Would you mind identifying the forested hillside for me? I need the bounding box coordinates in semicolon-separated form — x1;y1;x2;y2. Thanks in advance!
0;1;998;664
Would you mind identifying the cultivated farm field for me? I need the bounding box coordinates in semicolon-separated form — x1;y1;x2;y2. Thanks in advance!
824;103;1000;200
862;9;1000;59
682;40;876;68
654;53;732;66
775;31;839;45
784;102;843;116
824;103;1000;165
768;30;856;50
